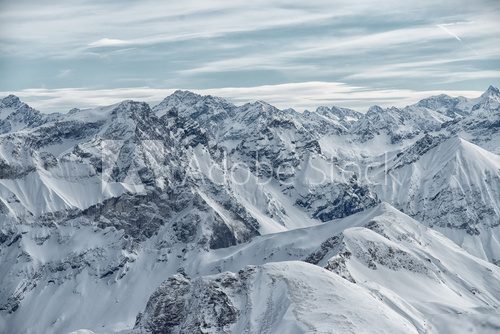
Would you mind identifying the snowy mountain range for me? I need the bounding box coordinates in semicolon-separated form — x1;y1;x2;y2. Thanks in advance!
0;86;499;333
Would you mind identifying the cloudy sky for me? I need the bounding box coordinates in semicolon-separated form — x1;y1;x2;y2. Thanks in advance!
1;0;499;112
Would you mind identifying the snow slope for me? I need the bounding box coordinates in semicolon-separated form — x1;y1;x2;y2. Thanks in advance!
135;203;500;334
3;202;500;333
373;135;500;262
134;261;422;334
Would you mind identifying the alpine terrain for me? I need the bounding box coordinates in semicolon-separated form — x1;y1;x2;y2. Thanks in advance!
0;86;499;334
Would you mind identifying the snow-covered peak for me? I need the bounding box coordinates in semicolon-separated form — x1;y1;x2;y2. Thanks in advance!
410;86;499;118
391;134;499;179
366;105;385;115
417;93;455;105
315;105;362;123
171;89;202;100
153;90;235;120
331;105;361;118
0;94;22;108
315;105;330;114
110;100;151;117
62;100;150;124
481;85;500;98
0;95;33;116
242;100;279;113
0;95;44;133
157;90;205;109
377;134;500;261
230;100;280;127
415;93;467;117
474;85;500;111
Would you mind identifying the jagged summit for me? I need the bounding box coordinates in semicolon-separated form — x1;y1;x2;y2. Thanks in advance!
366;105;386;114
157;89;230;107
0;94;22;107
482;84;500;97
241;99;279;112
168;89;203;101
153;89;236;120
113;99;149;110
315;105;361;117
106;100;154;123
0;94;44;133
416;93;461;109
478;85;500;107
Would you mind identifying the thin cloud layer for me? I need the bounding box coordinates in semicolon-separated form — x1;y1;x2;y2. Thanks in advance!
0;0;499;101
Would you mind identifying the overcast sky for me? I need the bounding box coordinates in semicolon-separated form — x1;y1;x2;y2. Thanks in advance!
1;0;499;112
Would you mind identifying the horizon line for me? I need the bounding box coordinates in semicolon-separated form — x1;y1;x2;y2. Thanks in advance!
1;81;496;114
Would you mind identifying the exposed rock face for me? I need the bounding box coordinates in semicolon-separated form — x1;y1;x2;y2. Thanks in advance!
134;273;239;334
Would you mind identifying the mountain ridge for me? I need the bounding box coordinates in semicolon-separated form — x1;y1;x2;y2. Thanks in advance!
0;86;499;333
